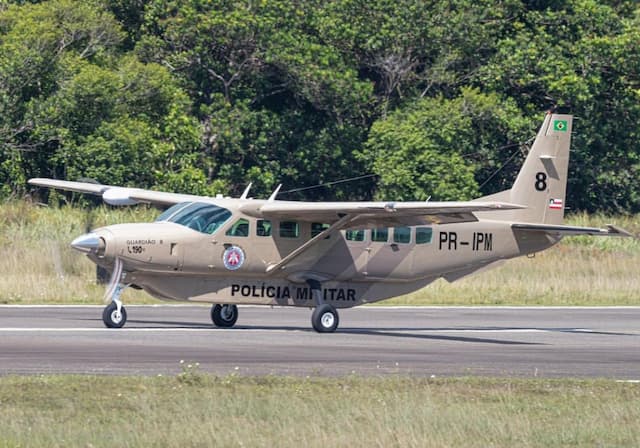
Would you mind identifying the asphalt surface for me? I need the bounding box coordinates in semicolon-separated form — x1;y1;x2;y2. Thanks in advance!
0;305;639;379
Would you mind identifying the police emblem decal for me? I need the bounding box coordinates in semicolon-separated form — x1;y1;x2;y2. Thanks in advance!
223;246;245;270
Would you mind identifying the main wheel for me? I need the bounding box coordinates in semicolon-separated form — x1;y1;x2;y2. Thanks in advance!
311;304;339;333
102;302;127;328
211;304;238;328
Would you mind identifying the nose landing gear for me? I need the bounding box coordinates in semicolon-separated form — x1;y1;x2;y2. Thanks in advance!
103;300;127;328
101;258;129;328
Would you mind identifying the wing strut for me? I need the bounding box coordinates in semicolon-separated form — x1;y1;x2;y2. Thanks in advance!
266;214;354;275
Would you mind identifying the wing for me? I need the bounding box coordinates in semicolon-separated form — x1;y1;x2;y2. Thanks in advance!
512;223;633;237
28;178;205;206
241;200;527;228
29;178;525;226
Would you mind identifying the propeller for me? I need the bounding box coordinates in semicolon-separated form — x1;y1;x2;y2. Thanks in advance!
103;257;124;303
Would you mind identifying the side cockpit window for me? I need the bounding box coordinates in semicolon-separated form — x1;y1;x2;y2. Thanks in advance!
226;219;249;237
161;202;232;235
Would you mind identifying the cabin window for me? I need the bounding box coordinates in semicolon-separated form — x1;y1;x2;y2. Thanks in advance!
311;222;330;238
345;229;365;242
371;228;389;243
226;218;249;237
393;227;411;244
161;202;232;235
416;227;433;244
279;221;300;238
257;219;272;237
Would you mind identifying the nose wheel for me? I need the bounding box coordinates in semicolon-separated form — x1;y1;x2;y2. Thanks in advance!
211;304;239;328
103;301;127;328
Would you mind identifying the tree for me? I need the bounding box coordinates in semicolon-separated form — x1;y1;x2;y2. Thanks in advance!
475;0;640;212
2;0;640;212
0;0;209;199
362;89;532;201
137;0;374;199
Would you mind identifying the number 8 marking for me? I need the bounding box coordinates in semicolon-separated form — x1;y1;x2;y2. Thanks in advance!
535;172;547;191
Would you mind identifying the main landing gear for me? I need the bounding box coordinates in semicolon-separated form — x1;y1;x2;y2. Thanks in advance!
211;304;239;328
308;279;339;333
311;303;339;333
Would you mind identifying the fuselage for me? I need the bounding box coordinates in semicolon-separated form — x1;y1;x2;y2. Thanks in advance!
85;200;559;308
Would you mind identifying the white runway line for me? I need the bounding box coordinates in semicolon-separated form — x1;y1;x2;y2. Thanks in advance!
0;327;589;333
1;304;640;309
0;328;285;333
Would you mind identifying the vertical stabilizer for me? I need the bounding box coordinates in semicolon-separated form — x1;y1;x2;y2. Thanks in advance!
480;112;572;224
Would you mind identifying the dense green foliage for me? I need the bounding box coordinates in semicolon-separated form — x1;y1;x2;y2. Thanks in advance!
1;0;639;210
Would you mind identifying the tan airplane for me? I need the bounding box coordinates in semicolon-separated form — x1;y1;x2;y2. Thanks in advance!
29;112;630;332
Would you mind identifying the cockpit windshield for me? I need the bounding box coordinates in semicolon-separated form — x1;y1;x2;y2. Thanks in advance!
156;202;232;235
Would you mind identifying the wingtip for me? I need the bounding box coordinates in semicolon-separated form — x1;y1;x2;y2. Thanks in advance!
606;224;634;237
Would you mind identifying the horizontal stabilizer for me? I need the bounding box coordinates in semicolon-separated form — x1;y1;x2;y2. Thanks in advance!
512;223;633;237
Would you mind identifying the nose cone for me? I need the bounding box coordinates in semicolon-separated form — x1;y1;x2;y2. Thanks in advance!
71;233;104;254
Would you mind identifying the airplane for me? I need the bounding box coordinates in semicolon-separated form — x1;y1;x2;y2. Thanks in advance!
28;112;631;332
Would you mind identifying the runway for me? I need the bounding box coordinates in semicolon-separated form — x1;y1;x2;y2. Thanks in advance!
1;305;639;379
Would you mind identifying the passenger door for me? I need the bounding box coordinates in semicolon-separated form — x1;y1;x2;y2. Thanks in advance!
365;227;414;280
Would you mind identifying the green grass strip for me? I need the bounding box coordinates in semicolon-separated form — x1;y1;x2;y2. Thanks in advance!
0;373;638;447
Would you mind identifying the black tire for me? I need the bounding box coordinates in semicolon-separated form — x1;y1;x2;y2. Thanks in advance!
311;304;339;333
102;302;127;328
211;304;238;328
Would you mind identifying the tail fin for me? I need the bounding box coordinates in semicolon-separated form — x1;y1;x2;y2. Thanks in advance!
479;112;572;225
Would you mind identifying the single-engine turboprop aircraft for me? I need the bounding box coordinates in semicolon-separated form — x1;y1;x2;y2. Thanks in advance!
29;112;630;332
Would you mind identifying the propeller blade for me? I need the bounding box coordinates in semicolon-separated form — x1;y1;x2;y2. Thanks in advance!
103;257;124;303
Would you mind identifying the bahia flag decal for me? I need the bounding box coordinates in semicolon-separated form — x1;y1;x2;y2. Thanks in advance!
553;119;568;132
549;198;563;210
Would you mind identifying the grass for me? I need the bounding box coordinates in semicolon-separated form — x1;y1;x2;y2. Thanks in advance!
0;201;157;304
0;201;638;305
0;373;638;447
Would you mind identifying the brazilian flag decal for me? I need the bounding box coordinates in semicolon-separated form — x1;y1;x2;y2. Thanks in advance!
553;120;568;132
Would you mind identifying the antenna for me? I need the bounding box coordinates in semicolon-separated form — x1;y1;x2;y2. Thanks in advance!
239;182;252;199
268;184;282;202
